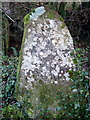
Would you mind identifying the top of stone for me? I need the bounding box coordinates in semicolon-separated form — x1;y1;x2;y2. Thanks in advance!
30;6;46;20
24;6;64;25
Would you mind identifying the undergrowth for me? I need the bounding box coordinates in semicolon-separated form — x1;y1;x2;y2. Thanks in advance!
1;48;90;120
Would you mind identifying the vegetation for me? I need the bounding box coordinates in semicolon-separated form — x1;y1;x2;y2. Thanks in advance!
1;48;90;119
2;56;18;107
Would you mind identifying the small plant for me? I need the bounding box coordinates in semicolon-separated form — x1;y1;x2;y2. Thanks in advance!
11;47;18;57
69;48;89;119
36;108;53;119
2;56;18;106
2;102;31;120
2;104;24;120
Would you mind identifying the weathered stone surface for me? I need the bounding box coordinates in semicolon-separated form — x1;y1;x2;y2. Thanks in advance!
16;6;75;118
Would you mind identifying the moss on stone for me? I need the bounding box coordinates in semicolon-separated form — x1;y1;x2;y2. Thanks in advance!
61;23;66;29
46;12;55;19
24;6;65;26
59;16;64;21
24;13;30;25
24;80;72;118
15;25;29;99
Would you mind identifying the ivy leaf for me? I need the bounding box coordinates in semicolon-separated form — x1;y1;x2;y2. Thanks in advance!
74;102;80;109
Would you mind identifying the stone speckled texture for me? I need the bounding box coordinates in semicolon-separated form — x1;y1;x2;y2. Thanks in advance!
16;7;75;118
21;18;74;88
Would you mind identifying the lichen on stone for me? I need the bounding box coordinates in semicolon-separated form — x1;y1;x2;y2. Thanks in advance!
30;6;46;20
21;18;74;87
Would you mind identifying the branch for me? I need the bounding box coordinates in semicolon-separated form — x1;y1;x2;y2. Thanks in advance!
0;7;15;23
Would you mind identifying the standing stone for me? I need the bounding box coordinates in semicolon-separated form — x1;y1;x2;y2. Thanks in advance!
16;6;75;118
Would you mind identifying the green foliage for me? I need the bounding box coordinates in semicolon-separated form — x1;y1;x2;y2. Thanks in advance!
36;108;53;119
11;47;18;57
23;13;30;25
59;48;88;119
2;104;24;120
64;48;90;119
59;2;67;18
2;56;18;106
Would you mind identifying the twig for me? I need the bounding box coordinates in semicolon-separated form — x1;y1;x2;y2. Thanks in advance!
0;23;12;35
0;7;15;23
0;7;24;34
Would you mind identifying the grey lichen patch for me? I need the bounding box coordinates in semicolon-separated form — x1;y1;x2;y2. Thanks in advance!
24;6;46;25
21;18;74;89
30;6;46;20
